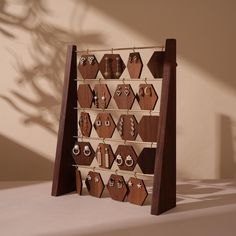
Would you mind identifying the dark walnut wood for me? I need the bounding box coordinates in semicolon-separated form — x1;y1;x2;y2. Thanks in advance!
138;116;159;142
147;51;165;78
93;84;111;109
127;177;148;206
51;45;77;196
107;174;128;201
95;143;115;169
114;145;138;171
85;171;105;198
72;141;95;166
151;39;176;215
99;54;126;79
79;112;92;137
78;54;99;79
94;113;116;138
136;84;158;110
113;84;135;109
127;52;143;78
75;169;83;195
77;84;94;108
117;114;138;141
138;148;156;174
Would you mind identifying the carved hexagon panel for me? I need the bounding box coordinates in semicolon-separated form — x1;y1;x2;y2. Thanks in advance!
137;148;156;174
113;84;135;109
117;115;138;141
78;54;99;79
127;52;143;78
127;177;148;206
93;84;111;109
137;84;158;110
77;84;93;108
72;141;95;166
95;143;115;169
107;174;128;201
114;145;138;171
85;171;105;198
99;54;126;79
138;116;159;142
79;112;92;137
94;113;116;138
147;51;165;78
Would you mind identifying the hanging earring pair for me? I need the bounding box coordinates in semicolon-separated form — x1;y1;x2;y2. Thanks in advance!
107;173;128;202
127;176;148;206
118;117;123;136
72;143;92;157
96;144;110;168
115;86;130;96
79;56;95;65
138;85;152;97
95;116;110;128
116;154;134;167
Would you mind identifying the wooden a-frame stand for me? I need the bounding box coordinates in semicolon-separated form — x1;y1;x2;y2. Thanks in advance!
51;39;177;215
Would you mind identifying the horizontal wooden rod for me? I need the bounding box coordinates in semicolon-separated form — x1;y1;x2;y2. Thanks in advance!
73;164;154;179
76;45;165;54
73;135;157;146
74;107;159;114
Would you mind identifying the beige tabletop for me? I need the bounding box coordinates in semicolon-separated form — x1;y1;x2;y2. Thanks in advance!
0;180;236;236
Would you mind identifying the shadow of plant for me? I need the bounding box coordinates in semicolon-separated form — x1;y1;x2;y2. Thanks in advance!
0;0;104;135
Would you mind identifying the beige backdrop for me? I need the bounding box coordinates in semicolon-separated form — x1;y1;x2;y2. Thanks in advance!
0;0;236;180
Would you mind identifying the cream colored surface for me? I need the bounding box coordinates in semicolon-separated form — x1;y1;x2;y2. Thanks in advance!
0;180;236;236
0;0;236;180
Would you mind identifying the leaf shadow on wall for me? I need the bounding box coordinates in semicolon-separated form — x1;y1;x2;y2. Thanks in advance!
0;0;105;135
88;0;236;91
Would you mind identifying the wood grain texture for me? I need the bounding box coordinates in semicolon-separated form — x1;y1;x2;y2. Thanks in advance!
114;145;138;171
51;45;77;196
151;39;176;215
78;54;99;79
99;54;126;79
147;51;165;78
136;84;158;110
127;177;148;206
77;84;94;108
137;147;156;174
127;52;143;78
75;169;83;195
79;112;92;137
113;84;135;109
107;174;128;201
138;116;159;142
85;171;105;198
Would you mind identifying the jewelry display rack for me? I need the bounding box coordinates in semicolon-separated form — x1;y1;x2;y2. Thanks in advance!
51;39;176;215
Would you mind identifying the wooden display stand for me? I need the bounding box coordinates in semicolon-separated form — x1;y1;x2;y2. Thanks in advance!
51;39;177;216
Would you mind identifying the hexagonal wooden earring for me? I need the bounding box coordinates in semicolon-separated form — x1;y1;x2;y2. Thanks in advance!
94;113;116;138
72;141;95;166
78;54;99;79
137;147;156;174
85;171;105;198
127;177;148;205
127;52;143;78
95;143;115;169
99;54;126;79
147;51;165;78
113;84;135;109
138;116;159;142
114;145;138;171
107;174;128;201
78;112;92;137
117;115;138;141
137;84;158;110
93;84;111;109
77;84;94;108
